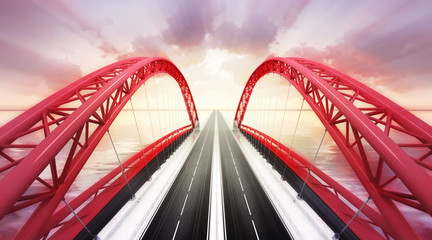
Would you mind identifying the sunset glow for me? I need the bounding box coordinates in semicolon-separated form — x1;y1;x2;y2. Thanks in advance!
0;0;431;115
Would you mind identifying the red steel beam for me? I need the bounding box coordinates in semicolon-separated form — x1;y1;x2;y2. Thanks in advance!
234;57;432;240
0;57;198;239
240;125;388;239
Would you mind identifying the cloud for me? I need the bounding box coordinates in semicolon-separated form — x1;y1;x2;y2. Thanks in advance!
159;0;307;55
213;16;277;55
212;0;307;55
0;39;82;90
117;36;168;60
285;1;432;91
162;0;221;47
99;41;122;57
0;0;62;42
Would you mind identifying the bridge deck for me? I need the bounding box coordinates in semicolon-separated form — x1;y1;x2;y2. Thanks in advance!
141;111;215;239
99;110;333;240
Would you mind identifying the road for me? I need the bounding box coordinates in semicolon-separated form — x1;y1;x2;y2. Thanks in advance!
141;111;215;240
141;110;291;239
217;111;292;240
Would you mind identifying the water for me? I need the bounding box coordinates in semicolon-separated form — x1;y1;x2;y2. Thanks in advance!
0;75;194;238
0;106;431;238
238;100;432;238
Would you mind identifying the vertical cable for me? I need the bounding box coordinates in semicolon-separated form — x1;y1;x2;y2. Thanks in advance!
298;129;327;198
273;82;291;167
168;87;174;154
333;196;371;240
144;81;160;169
154;78;167;163
266;76;282;161
259;80;268;155
62;198;99;240
130;98;151;180
161;78;169;156
107;129;135;199
253;87;259;147
162;79;169;136
264;75;273;155
282;98;305;180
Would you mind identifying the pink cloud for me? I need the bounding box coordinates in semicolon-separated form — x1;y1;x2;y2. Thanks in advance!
159;0;307;54
213;16;277;55
285;1;432;91
0;39;82;90
117;36;168;60
99;41;122;57
162;0;221;47
0;0;62;41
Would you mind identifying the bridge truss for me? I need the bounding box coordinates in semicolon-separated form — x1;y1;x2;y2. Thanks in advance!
235;57;432;240
0;57;198;239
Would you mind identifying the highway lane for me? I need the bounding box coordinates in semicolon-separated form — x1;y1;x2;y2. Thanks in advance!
217;111;292;240
141;111;215;240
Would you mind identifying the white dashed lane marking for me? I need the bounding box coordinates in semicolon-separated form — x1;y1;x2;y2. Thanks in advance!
173;118;212;240
222;127;260;240
180;194;188;216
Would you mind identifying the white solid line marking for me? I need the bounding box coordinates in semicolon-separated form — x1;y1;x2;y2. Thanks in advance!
193;166;197;176
172;220;180;240
235;166;239;176
238;177;244;192
243;194;252;216
252;220;260;240
208;111;225;240
188;177;194;192
181;194;188;216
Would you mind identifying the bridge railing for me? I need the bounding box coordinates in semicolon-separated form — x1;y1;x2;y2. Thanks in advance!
0;57;198;239
235;57;432;240
240;124;386;239
47;125;192;239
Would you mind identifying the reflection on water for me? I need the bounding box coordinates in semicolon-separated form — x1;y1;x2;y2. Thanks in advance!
1;109;431;238
0;106;191;238
236;107;432;238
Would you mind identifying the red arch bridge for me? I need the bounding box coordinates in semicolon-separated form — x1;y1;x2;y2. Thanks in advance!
0;57;431;240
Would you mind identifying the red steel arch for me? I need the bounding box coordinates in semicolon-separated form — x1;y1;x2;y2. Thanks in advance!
0;57;198;239
235;57;432;240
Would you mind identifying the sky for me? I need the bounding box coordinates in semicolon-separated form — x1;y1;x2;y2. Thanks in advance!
0;1;432;237
0;0;432;118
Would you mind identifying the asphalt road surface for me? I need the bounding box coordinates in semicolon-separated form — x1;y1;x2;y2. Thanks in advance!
141;111;215;240
141;111;291;240
217;111;292;240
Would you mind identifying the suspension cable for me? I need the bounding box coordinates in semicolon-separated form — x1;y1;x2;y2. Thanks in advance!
282;98;305;180
161;79;169;141
260;75;271;155
168;88;174;154
62;198;99;240
264;75;273;155
107;129;135;199
267;75;282;161
273;82;292;167
254;88;259;147
253;86;263;147
298;129;328;199
144;80;160;169
154;77;167;163
130;98;151;180
332;196;371;240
